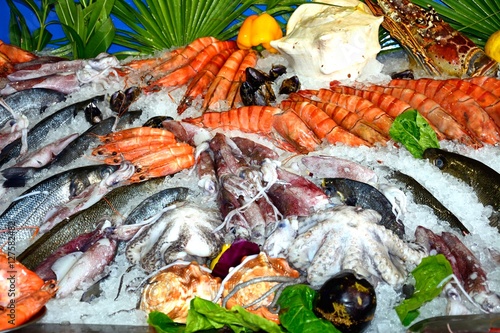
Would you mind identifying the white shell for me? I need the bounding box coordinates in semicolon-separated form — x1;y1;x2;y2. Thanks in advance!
271;0;384;81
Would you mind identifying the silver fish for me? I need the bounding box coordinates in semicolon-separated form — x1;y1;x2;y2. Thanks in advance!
18;177;168;271
0;97;103;168
0;88;65;128
0;164;120;254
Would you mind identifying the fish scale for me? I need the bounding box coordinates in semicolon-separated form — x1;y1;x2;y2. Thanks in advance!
0;164;118;254
0;88;65;128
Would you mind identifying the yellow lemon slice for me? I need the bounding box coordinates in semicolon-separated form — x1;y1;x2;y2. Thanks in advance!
485;30;500;62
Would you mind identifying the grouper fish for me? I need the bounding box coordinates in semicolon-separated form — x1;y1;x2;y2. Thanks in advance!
423;148;500;230
0;164;127;254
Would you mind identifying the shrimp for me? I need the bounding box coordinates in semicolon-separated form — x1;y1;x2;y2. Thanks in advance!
389;78;500;144
226;50;258;108
298;89;394;136
362;84;479;147
131;142;195;171
102;142;172;164
0;280;57;330
177;49;234;115
183;106;282;134
467;76;500;98
145;41;237;91
92;135;177;156
202;49;249;111
98;127;176;143
330;82;446;139
280;100;370;147
288;93;388;145
445;78;500;128
151;36;219;74
272;109;321;154
123;47;184;70
129;152;195;183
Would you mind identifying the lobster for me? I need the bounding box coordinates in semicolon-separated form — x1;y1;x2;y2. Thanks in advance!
365;0;499;78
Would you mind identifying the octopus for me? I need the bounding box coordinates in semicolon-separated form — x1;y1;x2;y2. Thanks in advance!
287;205;428;289
140;262;221;323
126;202;224;272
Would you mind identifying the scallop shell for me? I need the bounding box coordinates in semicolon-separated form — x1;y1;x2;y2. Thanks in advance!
140;262;221;323
222;252;300;323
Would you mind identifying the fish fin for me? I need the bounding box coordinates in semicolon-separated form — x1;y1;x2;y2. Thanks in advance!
1;167;34;187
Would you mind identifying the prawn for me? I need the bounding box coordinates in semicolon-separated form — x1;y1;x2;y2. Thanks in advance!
444;78;500;128
102;142;173;165
280;100;370;146
389;78;500;144
151;36;219;74
177;49;234;115
97;127;176;143
131;142;195;171
0;40;37;64
272;109;321;154
467;76;500;98
288;93;388;145
202;49;249;111
123;47;184;70
362;84;479;147
226;50;258;108
183;106;282;134
298;89;394;136
145;41;237;92
129;152;195;183
92;135;177;156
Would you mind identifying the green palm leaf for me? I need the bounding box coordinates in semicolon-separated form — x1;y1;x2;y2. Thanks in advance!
111;0;309;57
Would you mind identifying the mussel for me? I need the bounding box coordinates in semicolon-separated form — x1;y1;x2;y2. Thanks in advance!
84;100;103;125
110;86;141;116
279;75;301;94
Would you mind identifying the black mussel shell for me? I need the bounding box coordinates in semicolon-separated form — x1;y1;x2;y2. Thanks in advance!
391;69;414;79
240;81;256;106
143;116;170;128
268;64;287;81
279;75;301;95
124;86;141;103
254;83;276;106
245;67;271;88
84;100;103;125
110;90;127;114
314;270;376;333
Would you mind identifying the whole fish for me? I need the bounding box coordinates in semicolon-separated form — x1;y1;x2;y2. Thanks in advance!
0;97;103;168
1;111;143;188
0;88;65;128
322;177;405;238
423;148;500;228
17;178;182;270
0;164;120;254
388;169;470;235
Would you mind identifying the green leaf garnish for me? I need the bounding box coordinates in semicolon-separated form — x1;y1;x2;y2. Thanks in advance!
277;284;340;333
395;254;453;326
389;109;440;159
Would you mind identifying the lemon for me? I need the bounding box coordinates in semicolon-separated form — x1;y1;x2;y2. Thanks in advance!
485;30;500;62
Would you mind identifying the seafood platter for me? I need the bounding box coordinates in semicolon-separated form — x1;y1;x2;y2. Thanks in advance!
1;0;500;332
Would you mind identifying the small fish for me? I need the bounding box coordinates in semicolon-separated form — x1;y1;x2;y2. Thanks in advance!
0;88;65;128
0;164;120;254
322;177;405;238
387;169;470;235
18;177;169;270
423;148;500;229
0;97;103;168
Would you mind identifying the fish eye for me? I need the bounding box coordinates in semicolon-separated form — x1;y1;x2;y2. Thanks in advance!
434;156;446;169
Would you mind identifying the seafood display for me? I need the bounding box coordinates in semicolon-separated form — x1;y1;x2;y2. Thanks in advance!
0;0;500;330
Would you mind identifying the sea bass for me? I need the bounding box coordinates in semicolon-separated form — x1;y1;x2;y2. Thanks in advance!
0;88;65;128
18;179;184;271
0;97;103;168
423;148;500;229
0;164;121;254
